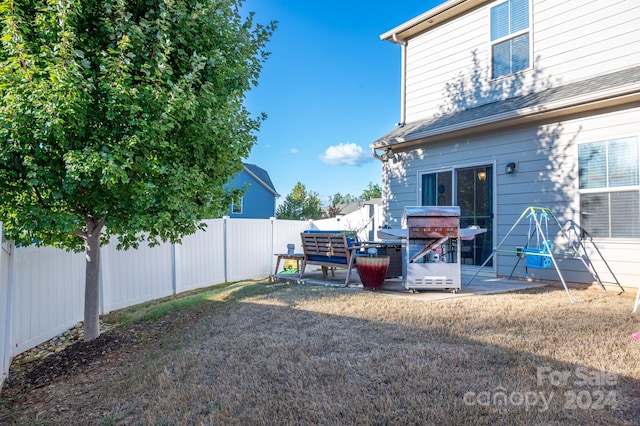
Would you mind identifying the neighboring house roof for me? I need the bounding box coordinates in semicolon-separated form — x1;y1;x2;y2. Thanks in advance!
372;66;640;150
242;163;279;197
337;198;382;216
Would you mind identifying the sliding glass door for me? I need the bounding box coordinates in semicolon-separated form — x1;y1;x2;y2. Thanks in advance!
456;166;493;266
421;165;493;267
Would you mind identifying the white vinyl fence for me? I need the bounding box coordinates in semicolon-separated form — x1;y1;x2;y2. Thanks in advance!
0;205;380;390
0;217;310;389
315;203;382;242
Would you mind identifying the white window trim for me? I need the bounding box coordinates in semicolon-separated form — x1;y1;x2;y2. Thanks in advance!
417;167;454;205
488;0;533;79
232;197;244;215
417;161;498;275
577;134;640;240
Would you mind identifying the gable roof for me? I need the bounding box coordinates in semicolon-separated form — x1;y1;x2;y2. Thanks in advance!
243;163;279;197
372;66;640;150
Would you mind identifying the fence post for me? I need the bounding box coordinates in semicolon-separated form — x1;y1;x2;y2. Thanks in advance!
270;217;275;273
0;226;14;391
223;216;229;283
171;243;177;295
99;240;110;314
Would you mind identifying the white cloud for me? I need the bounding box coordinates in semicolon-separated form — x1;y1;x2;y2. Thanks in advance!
319;142;372;166
290;148;299;154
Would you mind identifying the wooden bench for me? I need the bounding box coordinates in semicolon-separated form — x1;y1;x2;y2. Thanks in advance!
299;232;359;286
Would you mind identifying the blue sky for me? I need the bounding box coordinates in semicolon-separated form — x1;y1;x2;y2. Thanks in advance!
242;0;444;205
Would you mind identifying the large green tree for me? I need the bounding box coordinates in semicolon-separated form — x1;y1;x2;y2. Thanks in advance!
0;0;275;341
359;182;381;201
276;182;322;221
324;183;381;218
324;192;356;218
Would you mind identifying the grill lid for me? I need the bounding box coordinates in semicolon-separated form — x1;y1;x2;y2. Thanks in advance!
403;206;460;221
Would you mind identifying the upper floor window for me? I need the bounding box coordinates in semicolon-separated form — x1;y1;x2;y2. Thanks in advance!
232;197;243;214
490;0;530;78
579;136;640;238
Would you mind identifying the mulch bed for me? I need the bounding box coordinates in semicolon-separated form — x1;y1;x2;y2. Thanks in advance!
3;331;133;395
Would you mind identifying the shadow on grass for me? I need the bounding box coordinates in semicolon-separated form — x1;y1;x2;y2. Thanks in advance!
118;282;639;425
5;281;639;425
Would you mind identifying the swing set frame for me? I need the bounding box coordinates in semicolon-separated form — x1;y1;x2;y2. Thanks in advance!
465;206;625;304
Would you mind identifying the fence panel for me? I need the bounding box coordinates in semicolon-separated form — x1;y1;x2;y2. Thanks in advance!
11;246;85;355
174;219;226;293
272;219;312;267
3;217;312;361
311;204;381;242
101;237;174;313
226;219;274;282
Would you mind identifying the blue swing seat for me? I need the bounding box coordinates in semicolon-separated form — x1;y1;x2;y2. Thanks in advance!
523;241;552;269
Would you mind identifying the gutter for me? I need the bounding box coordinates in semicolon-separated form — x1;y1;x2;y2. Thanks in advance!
372;147;397;163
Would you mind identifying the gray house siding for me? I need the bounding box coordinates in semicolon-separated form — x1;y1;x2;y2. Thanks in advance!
402;0;640;124
534;1;640;83
383;103;640;287
375;0;640;289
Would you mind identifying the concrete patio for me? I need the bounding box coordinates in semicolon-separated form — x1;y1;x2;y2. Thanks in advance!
270;266;548;301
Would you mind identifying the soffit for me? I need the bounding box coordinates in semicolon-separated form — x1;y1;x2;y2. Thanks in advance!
380;0;489;42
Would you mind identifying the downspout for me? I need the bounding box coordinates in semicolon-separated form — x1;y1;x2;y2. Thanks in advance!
392;33;408;126
372;148;385;161
372;32;407;162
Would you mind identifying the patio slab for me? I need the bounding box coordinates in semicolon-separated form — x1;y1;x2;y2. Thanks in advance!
270;267;548;301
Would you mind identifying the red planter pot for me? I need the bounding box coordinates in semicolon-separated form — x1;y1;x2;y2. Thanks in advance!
356;256;390;290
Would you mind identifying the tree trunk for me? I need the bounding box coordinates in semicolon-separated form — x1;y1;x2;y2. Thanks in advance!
83;219;103;342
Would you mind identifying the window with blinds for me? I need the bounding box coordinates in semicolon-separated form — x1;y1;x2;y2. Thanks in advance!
579;137;640;238
490;0;530;79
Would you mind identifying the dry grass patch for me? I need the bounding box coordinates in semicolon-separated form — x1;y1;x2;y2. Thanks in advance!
2;282;639;425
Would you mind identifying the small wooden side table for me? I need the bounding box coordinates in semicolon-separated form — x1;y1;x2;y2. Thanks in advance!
273;253;305;275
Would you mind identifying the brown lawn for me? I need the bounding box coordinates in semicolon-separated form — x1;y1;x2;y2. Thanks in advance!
1;281;639;425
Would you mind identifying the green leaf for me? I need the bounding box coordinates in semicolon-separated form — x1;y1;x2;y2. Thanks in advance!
0;0;276;250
